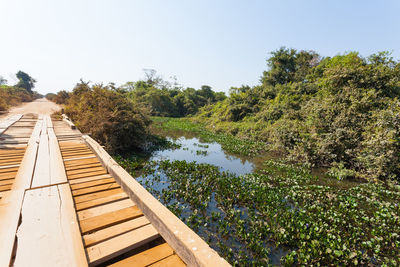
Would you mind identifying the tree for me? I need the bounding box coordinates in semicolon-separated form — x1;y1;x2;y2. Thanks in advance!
261;47;320;86
16;71;36;93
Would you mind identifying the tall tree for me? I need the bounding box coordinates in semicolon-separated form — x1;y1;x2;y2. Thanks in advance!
16;71;36;93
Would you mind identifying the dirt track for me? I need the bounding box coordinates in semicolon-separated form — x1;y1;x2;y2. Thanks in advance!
1;98;61;118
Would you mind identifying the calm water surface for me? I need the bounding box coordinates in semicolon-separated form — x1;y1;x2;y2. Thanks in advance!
150;136;255;175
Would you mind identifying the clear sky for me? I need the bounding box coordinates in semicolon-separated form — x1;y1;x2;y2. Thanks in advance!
1;0;399;94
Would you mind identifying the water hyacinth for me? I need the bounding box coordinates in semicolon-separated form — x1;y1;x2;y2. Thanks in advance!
115;157;400;266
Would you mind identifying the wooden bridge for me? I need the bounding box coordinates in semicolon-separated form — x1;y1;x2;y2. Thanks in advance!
0;112;230;266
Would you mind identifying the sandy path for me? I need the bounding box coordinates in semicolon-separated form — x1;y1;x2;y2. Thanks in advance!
1;98;61;118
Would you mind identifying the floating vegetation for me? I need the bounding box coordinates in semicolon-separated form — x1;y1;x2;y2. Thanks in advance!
197;144;209;148
117;157;400;266
152;117;268;156
196;150;208;156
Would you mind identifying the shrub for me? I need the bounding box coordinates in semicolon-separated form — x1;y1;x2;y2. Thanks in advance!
65;82;151;153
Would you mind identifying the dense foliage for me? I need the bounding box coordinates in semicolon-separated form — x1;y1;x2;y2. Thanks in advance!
45;90;69;104
64;81;151;153
122;71;226;117
195;48;400;181
116;157;400;266
0;71;40;111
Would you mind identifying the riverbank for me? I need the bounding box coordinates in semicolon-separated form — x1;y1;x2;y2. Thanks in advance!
114;117;400;266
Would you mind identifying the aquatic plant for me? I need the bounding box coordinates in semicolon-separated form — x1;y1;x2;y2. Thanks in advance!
117;157;400;265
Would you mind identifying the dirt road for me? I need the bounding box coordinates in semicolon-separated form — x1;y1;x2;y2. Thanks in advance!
1;98;61;118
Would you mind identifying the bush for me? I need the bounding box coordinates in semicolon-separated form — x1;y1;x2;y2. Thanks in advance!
0;85;39;111
65;82;151;154
194;49;400;181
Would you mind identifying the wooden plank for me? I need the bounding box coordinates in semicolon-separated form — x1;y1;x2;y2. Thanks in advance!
0;172;18;179
0;119;41;266
0;178;14;186
13;185;88;266
62;150;93;156
64;155;97;162
109;243;174;267
74;187;125;204
57;184;89;266
31;121;50;188
0;184;12;192
79;206;143;234
72;182;120;197
78;198;134;220
65;162;102;171
0;168;17;175
75;191;128;211
149;254;186;267
68;170;108;180
83;216;150;247
69;174;112;185
62;154;94;159
66;166;105;176
86;224;159;266
70;177;115;190
0;184;12;191
64;157;100;165
48;126;67;184
0;159;23;165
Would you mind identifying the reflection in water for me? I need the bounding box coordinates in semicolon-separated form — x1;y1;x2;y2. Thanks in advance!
150;136;255;175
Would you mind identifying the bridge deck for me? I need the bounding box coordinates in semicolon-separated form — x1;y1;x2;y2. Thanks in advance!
0;114;229;267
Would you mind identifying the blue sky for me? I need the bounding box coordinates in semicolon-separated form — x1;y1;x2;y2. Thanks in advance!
0;0;399;94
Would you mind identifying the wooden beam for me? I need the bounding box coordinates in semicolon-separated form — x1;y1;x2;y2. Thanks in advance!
0;119;41;267
13;185;88;266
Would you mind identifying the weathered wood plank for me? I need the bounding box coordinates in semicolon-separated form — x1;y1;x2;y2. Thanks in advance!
48;126;67;184
66;166;105;176
72;182;120;197
13;185;88;266
75;191;128;211
74;188;125;204
68;170;108;180
80;206;143;234
108;242;174;267
64;158;100;167
31;120;50;188
69;174;112;185
71;177;115;190
149;254;186;267
78;198;134;220
65;162;102;171
83;216;150;248
86;224;159;266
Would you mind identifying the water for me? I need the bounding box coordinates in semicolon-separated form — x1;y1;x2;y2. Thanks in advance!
150;136;255;175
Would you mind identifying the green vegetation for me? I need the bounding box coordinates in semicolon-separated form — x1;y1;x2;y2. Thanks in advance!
0;71;40;111
51;48;400;265
195;48;400;182
115;158;400;266
64;81;151;153
122;70;226;117
152;117;267;156
45;90;69;104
